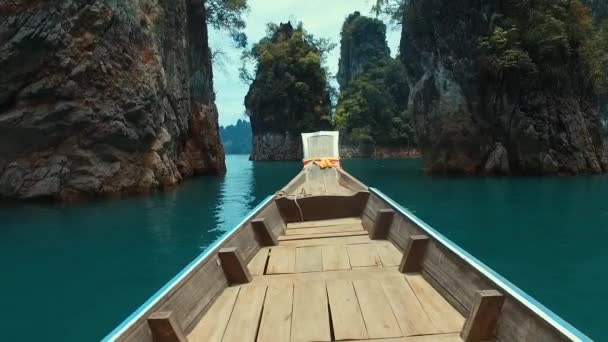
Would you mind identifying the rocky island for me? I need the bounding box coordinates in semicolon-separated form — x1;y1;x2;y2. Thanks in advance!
0;0;226;200
399;0;608;174
244;22;332;161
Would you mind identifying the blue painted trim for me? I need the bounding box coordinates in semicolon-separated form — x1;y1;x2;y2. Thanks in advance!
101;195;275;342
370;188;592;342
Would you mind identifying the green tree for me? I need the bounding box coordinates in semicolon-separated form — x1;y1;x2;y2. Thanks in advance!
244;22;334;134
206;0;249;48
335;12;411;146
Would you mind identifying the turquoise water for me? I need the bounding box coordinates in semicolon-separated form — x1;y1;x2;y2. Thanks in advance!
0;155;605;341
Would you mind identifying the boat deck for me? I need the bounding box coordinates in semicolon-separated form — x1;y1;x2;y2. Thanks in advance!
188;218;465;342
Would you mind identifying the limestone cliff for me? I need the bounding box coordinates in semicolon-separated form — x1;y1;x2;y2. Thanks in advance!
337;11;390;89
400;0;608;175
0;0;225;200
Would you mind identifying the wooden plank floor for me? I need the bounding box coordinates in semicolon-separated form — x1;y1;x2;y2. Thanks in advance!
188;218;465;342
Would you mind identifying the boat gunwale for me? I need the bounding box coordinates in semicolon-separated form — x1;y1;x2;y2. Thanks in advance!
370;187;592;342
101;194;276;342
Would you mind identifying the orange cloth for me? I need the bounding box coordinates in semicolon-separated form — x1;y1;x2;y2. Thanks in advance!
303;157;340;169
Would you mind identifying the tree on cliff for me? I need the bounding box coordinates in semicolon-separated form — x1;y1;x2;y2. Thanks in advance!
390;0;608;174
220;119;252;154
243;22;333;136
334;12;412;148
206;0;249;48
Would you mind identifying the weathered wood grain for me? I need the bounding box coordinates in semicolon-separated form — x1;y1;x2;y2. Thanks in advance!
279;234;371;247
187;287;239;342
247;248;269;276
222;286;267;342
381;276;439;336
347;244;382;267
294;246;323;273
279;230;368;241
495;299;571;342
287;217;361;229
336;168;368;191
353;279;402;339
375;242;402;266
291;281;331;342
276;192;369;223
257;284;294;342
219;247;252;284
461;289;504;342
249;267;399;286
399;235;429;273
321;244;351;271
251;218;278;246
147;311;187;342
405;274;465;333
285;223;363;235
370;208;395;240
327;279;369;340
266;246;296;274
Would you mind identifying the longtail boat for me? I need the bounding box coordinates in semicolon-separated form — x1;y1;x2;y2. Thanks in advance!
104;131;591;342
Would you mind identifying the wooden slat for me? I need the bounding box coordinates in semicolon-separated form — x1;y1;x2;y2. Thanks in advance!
249;267;399;286
321;244;351;271
294;246;323;273
287;217;362;229
375;242;401;266
279;235;371;247
247;248;269;276
327;280;369;340
381;276;439;336
405;274;464;333
279;230;368;241
356;333;462;341
352;279;402;339
257;284;294;342
291;281;331;342
221;286;267;342
347;244;382;267
187;287;240;342
266;246;296;274
285;224;363;235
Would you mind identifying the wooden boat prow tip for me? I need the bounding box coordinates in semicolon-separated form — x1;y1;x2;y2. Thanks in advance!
103;131;592;342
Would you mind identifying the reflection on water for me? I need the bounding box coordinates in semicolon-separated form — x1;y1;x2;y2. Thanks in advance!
213;154;254;236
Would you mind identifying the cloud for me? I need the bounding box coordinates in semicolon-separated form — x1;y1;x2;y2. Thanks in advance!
209;0;401;126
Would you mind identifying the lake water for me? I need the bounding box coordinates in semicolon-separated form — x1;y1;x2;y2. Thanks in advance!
0;154;605;341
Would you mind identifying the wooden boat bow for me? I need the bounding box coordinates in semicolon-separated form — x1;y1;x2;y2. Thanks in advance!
103;131;591;342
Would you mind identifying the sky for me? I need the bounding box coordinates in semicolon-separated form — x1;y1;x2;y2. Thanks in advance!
209;0;401;127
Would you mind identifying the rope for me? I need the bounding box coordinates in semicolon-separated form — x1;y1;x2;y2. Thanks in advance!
276;188;311;222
